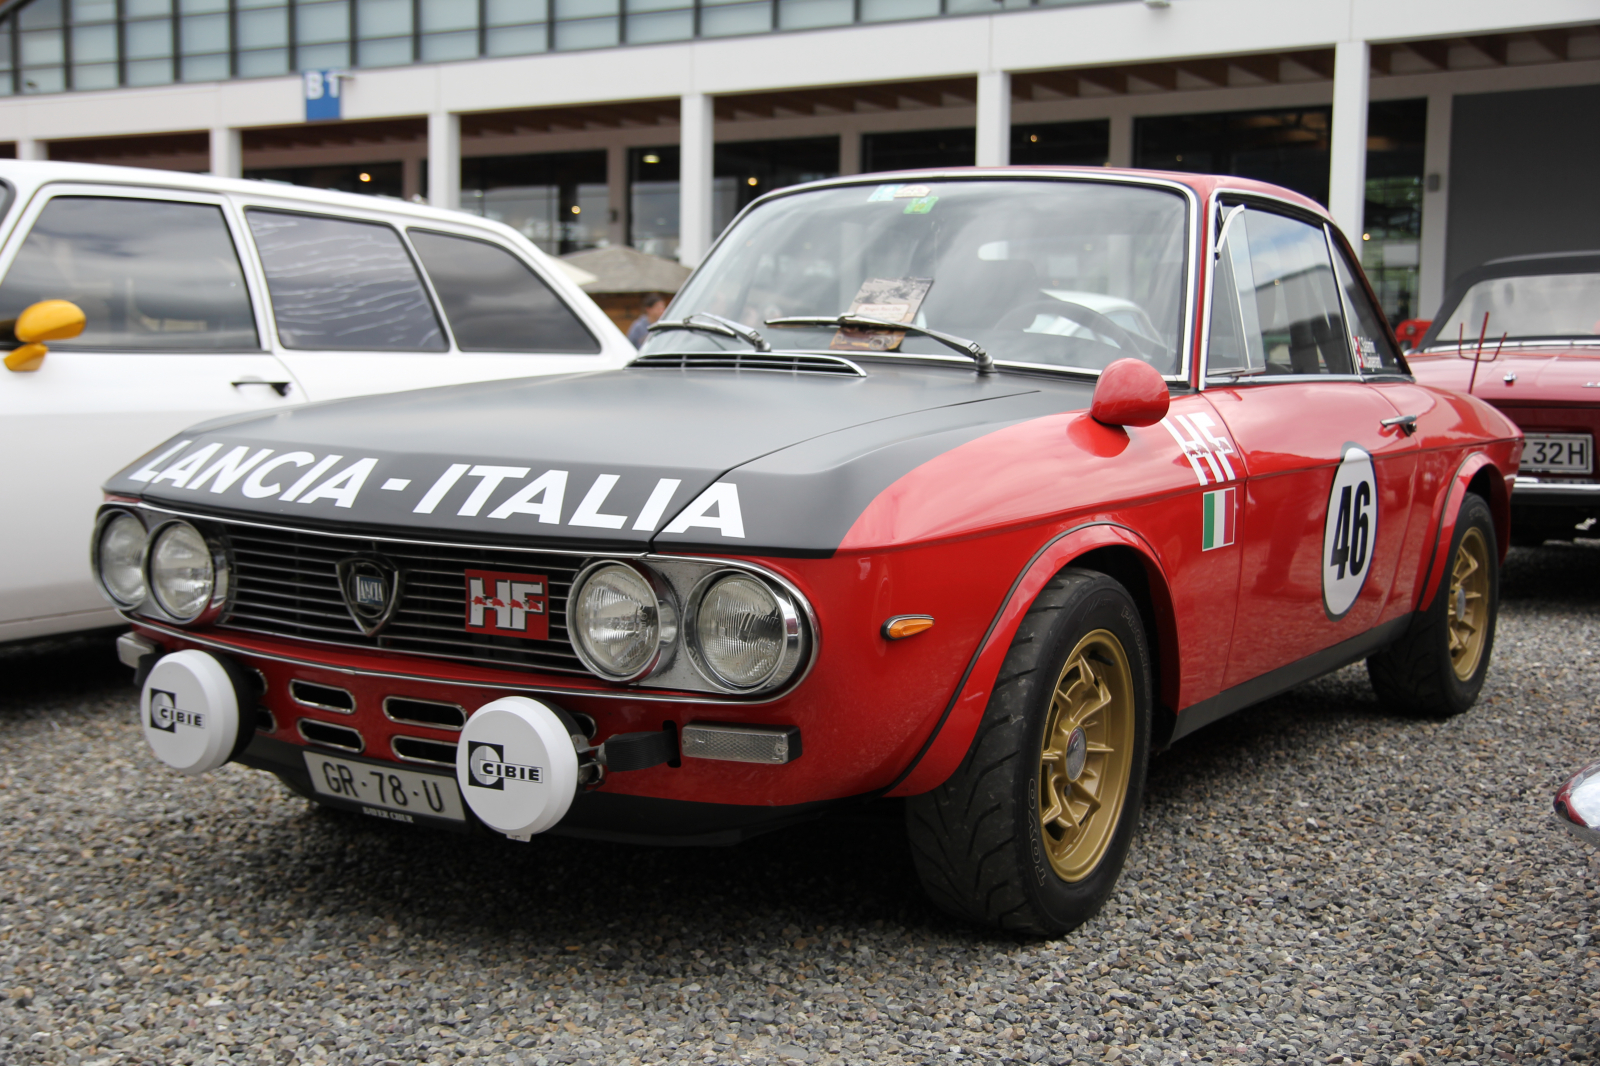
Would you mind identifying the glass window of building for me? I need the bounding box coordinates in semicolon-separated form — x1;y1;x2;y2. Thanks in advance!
1011;120;1110;166
236;0;290;76
626;0;693;44
70;0;119;91
552;0;617;49
358;0;414;66
19;0;66;94
484;0;547;55
1135;106;1334;206
713;136;838;235
629;146;678;260
697;0;764;37
420;0;478;61
461;151;607;256
245;163;405;199
862;127;974;172
296;0;352;69
1362;98;1427;323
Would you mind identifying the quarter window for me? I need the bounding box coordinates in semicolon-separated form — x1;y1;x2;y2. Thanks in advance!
247;209;446;351
1208;206;1353;378
408;229;601;353
0;196;257;350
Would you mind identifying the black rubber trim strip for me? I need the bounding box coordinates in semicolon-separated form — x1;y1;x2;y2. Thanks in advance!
874;520;1130;797
1167;612;1414;744
1416;450;1486;617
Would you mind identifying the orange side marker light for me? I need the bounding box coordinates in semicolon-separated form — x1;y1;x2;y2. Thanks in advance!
882;615;935;640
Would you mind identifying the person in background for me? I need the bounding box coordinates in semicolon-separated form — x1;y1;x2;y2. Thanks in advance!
627;293;668;348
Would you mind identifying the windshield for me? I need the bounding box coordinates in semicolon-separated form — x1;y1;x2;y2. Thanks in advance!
1434;272;1600;345
647;179;1191;375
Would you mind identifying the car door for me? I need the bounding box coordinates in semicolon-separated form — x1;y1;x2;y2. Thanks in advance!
1200;200;1419;689
0;185;300;641
238;206;608;401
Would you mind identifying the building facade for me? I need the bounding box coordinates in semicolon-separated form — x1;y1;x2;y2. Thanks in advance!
0;0;1594;321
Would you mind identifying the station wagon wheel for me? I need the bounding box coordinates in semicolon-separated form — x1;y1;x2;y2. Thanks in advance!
906;568;1151;935
1037;630;1135;883
1368;493;1499;718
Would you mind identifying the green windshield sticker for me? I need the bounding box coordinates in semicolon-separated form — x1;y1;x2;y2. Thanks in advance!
903;196;939;215
868;184;904;202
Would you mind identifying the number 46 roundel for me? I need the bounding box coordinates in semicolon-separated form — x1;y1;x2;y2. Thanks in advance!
1322;445;1378;619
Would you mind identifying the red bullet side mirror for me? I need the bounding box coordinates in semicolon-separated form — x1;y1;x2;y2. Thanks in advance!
1090;358;1170;428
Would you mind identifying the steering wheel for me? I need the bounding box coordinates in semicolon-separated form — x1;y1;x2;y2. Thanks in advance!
999;299;1163;364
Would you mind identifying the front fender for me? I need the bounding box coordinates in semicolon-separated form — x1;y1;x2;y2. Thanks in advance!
884;521;1169;798
1416;451;1512;612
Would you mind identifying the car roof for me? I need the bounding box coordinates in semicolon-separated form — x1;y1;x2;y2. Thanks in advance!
0;158;487;230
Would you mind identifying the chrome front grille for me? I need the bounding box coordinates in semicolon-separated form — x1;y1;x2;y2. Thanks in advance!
220;524;586;675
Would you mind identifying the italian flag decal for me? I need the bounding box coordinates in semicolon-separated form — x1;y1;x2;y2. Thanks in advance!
1202;487;1236;550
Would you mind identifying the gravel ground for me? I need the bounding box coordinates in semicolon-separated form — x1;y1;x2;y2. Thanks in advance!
2;542;1599;1066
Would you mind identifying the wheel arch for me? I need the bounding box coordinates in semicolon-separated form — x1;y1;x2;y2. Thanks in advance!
1416;452;1512;613
885;522;1174;797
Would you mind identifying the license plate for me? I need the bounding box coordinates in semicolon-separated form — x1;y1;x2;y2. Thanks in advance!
303;752;466;823
1521;433;1594;475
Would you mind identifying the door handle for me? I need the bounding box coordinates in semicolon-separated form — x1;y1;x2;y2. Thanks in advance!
232;379;292;397
1380;413;1418;436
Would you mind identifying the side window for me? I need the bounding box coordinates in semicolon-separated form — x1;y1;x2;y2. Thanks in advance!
1331;245;1403;373
247;209;446;352
1207;206;1353;378
0;196;257;350
407;229;601;354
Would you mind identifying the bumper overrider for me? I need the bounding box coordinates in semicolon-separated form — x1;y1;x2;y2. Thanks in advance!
99;502;838;846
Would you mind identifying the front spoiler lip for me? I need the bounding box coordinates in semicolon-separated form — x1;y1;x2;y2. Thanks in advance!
126;617;793;707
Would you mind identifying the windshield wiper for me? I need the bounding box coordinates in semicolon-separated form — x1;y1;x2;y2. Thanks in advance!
1208;365;1268;379
764;314;994;374
647;312;770;352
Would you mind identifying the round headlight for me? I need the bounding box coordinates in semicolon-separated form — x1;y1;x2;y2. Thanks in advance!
691;573;802;691
570;563;675;681
148;521;217;621
94;512;147;607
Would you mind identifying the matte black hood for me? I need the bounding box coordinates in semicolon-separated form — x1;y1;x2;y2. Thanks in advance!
108;365;1089;554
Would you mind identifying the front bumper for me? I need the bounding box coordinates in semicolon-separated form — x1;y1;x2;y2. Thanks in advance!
1512;476;1600;505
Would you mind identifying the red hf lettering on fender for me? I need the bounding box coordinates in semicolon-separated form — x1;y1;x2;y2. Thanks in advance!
464;569;550;640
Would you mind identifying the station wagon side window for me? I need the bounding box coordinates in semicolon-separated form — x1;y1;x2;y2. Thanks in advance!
407;229;601;354
1207;205;1353;380
1330;243;1404;374
246;209;447;352
0;195;258;349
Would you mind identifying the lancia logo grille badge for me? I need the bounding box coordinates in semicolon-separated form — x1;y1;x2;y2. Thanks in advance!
336;554;402;636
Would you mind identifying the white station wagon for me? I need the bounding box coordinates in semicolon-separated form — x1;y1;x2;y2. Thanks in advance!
0;160;632;645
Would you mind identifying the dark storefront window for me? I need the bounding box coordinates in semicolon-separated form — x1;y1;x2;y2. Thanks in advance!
1011;119;1109;166
629;145;680;260
245;162;405;199
862;127;974;172
1362;98;1426;322
460;150;608;256
714;136;838;234
1135;106;1334;205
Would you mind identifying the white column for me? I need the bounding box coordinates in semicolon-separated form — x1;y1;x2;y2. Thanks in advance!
14;137;42;161
838;128;860;176
209;127;241;178
1106;112;1132;168
975;71;1011;167
427;111;461;210
1417;91;1453;318
606;143;628;249
678;92;714;267
1327;40;1371;243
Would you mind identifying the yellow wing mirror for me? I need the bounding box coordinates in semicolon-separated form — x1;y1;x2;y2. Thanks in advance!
4;300;87;372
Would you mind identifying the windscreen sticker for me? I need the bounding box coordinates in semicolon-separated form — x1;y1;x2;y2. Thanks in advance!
868;184;904;202
893;184;931;199
127;440;747;538
1160;414;1238;486
903;196;939;215
1322;445;1378;619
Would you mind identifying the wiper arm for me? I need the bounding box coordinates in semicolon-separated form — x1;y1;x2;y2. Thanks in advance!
1208;365;1268;379
764;314;994;374
647;312;771;352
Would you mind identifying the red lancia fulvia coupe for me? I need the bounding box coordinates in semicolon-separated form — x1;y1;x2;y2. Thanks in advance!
91;168;1519;934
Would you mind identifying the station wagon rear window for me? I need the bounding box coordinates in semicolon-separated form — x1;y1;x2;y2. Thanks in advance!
247;209;447;352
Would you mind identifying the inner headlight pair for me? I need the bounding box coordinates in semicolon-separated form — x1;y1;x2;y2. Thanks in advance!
93;511;228;623
569;561;807;694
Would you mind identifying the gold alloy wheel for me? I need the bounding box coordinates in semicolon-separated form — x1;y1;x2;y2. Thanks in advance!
1037;629;1136;883
1448;526;1491;682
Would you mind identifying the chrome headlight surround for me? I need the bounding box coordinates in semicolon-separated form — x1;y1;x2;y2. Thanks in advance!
142;519;232;626
568;560;679;683
683;568;808;695
91;508;150;609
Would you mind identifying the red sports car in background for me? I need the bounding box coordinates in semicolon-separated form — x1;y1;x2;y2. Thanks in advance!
1406;251;1600;545
91;169;1520;934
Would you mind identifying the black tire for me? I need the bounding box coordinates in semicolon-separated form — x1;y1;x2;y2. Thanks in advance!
1367;492;1498;718
905;569;1152;935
